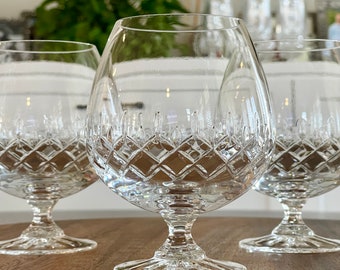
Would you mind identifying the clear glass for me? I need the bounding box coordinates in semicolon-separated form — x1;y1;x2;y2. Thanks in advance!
239;39;340;253
245;0;272;41
276;0;305;39
210;0;234;16
0;40;100;254
87;14;274;270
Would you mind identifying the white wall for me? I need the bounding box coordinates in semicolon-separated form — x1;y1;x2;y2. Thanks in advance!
0;0;43;19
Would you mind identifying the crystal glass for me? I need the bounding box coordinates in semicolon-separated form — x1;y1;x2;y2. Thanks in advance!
87;14;274;270
239;39;340;253
245;0;272;41
0;40;100;254
276;0;305;39
210;0;234;17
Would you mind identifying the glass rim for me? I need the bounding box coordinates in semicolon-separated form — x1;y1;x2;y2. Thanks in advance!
0;39;97;54
117;13;243;33
254;38;340;53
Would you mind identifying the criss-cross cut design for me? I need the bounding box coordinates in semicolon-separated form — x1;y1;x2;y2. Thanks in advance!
0;138;88;174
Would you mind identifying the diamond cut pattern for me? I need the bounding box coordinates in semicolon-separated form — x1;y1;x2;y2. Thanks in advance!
270;139;340;175
102;134;265;186
0;138;89;174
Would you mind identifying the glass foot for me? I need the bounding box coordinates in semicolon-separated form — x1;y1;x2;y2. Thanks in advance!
239;234;340;253
114;257;246;270
0;235;97;255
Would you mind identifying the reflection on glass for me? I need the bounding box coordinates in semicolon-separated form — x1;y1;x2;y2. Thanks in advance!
87;14;275;270
276;0;305;39
0;40;100;255
245;0;272;41
240;39;340;254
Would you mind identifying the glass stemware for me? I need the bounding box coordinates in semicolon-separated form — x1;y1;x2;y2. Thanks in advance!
86;14;274;270
276;0;305;39
245;0;272;41
239;39;340;253
0;40;100;254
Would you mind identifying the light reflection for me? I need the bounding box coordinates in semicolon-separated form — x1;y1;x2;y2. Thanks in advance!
284;98;289;106
186;108;191;121
112;67;117;77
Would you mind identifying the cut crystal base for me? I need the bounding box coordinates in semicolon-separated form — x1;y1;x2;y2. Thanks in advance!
0;235;97;255
114;257;246;270
239;234;340;253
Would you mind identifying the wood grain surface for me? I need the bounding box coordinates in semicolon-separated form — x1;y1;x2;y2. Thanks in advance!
0;217;338;270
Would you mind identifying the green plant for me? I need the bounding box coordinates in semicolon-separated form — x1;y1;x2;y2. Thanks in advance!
34;0;188;54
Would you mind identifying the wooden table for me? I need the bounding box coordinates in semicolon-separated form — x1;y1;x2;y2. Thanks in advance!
0;217;339;269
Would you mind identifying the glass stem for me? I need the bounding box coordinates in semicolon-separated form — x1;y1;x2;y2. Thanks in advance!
272;198;314;236
21;199;64;239
155;212;206;261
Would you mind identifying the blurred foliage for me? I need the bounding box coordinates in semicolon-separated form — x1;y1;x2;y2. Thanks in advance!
34;0;188;54
111;14;192;62
327;9;340;25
